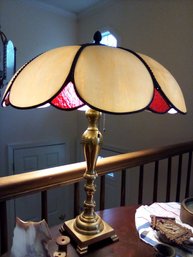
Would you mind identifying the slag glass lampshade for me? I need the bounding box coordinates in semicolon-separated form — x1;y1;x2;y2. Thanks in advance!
1;31;187;254
2;31;186;114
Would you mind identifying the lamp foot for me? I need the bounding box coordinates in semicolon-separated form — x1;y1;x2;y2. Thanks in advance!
60;218;118;254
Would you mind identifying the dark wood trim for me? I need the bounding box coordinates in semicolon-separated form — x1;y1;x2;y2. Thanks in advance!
100;176;105;210
176;154;183;201
120;169;126;206
166;157;172;202
74;182;80;216
153;160;159;202
185;151;192;198
138;165;144;204
41;190;48;221
0;201;8;254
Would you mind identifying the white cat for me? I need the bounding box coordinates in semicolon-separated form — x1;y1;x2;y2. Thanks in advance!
11;217;52;257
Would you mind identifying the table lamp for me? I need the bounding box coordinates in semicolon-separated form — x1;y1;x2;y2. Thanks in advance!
1;31;187;254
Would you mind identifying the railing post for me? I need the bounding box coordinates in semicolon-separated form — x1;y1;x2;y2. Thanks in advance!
41;191;48;222
176;154;182;201
0;201;8;255
153;161;159;202
185;151;192;198
120;169;126;206
138;165;144;204
74;182;80;216
166;157;172;202
100;176;105;210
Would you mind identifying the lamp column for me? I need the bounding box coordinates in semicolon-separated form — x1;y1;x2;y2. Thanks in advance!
74;108;104;234
62;108;118;254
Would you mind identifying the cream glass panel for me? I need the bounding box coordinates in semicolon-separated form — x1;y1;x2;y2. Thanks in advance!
9;46;81;107
74;46;154;113
139;53;187;113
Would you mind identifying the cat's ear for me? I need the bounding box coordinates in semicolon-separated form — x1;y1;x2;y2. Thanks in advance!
16;217;27;228
33;219;45;227
15;217;33;230
37;219;52;241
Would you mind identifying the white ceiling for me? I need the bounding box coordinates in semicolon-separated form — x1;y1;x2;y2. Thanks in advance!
31;0;108;14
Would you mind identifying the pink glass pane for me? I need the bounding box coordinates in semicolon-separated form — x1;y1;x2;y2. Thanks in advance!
2;92;10;107
51;82;84;109
149;88;170;113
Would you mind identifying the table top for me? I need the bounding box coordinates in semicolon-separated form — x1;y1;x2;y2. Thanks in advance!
50;205;155;257
2;205;155;257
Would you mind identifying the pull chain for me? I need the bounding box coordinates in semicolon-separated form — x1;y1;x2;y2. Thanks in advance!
102;113;106;133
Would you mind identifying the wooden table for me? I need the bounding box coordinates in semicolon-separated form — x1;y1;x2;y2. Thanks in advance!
2;206;155;257
50;205;155;257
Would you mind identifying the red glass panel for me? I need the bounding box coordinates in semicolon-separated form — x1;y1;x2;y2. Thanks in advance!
149;88;170;113
51;82;84;109
2;92;10;107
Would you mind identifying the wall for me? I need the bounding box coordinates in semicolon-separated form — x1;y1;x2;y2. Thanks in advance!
77;0;193;152
0;0;78;176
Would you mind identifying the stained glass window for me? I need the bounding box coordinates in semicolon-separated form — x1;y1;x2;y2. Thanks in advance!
101;31;117;47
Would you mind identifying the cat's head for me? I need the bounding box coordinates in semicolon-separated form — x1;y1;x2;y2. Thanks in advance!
11;217;52;257
16;217;52;241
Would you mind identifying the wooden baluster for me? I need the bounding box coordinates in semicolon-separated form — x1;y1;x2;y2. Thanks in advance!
166;157;172;202
153;161;159;202
74;182;80;216
41;191;48;222
176;154;182;201
120;169;126;206
185;151;192;198
100;175;105;210
0;201;8;255
138;165;144;204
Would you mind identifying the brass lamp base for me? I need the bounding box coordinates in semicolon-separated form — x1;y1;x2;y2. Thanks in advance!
61;218;118;254
60;109;118;254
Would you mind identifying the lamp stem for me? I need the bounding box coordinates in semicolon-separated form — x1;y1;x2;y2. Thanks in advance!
74;108;104;235
61;108;118;253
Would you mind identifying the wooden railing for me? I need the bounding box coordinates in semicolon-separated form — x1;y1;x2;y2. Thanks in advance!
0;140;193;255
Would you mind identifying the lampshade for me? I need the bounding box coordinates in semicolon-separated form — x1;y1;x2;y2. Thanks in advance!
2;31;186;114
